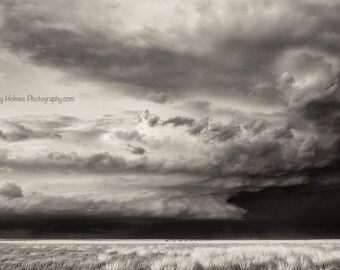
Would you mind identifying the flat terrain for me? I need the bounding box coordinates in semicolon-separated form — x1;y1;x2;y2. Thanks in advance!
0;240;339;270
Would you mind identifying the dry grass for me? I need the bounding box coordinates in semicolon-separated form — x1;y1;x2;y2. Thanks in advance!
0;240;339;270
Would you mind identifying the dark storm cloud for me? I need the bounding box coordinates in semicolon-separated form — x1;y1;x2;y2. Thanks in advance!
0;181;244;220
0;5;205;96
203;122;241;142
187;117;210;136
128;145;146;155
242;119;267;136
1;213;340;239
298;78;340;134
281;63;340;139
227;182;340;239
1;179;340;239
161;115;241;142
272;126;293;140
184;118;242;142
162;116;195;127
303;99;340;133
147;116;160;127
1;1;340;101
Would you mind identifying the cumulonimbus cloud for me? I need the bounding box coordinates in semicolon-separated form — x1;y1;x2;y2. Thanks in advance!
0;0;339;222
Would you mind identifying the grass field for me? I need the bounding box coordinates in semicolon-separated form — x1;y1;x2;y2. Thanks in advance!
0;240;339;270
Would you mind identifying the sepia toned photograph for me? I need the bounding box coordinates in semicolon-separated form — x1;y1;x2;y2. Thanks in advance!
0;0;339;269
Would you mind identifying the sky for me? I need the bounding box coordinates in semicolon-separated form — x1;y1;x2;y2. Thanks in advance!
0;0;339;239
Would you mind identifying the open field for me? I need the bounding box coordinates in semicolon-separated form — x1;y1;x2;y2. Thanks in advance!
0;240;339;270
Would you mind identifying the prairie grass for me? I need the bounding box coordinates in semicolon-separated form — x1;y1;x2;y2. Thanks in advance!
0;240;339;270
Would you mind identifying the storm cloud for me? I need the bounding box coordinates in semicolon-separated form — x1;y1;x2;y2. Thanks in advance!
0;0;339;237
1;0;340;102
128;145;146;155
163;116;195;127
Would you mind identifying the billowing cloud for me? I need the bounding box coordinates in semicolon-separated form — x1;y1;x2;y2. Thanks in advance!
0;111;336;180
